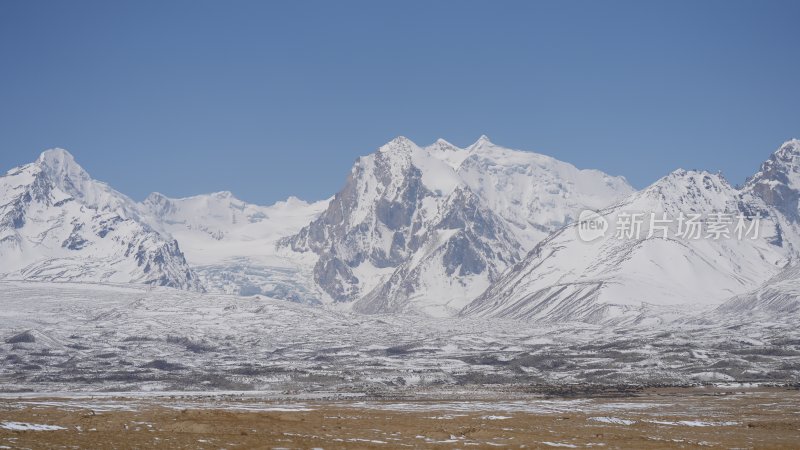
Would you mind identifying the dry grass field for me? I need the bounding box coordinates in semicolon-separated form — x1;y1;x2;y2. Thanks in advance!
1;387;798;449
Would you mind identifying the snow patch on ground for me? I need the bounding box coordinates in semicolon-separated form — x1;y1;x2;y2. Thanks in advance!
1;422;66;431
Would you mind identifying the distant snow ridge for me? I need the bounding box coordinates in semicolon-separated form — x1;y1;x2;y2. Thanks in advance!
140;190;329;303
0;149;202;290
462;140;800;324
283;136;632;315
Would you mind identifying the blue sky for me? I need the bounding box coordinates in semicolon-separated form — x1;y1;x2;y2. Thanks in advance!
0;0;798;204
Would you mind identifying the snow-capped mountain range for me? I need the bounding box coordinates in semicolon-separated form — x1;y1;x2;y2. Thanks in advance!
462;168;798;324
463;139;800;324
1;137;799;323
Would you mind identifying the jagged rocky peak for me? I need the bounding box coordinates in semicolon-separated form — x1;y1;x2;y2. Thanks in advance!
211;190;235;199
654;168;727;187
617;168;777;232
33;148;141;218
284;138;442;301
2;148;98;210
425;138;470;169
472;134;493;147
0;149;203;291
433;137;459;149
773;138;800;160
746;139;800;221
379;135;416;153
284;135;637;313
142;192;176;217
637;169;738;214
284;137;497;306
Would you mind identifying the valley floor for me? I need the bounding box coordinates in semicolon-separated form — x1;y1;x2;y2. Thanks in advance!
2;281;799;394
1;281;800;447
0;387;798;448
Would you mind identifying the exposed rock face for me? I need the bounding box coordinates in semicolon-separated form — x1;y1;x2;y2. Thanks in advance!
353;187;521;316
285;137;465;304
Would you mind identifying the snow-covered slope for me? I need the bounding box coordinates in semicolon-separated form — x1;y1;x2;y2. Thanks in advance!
463;168;798;323
141;192;329;303
716;263;800;317
456;136;634;249
2;280;798;392
284;136;632;315
0;149;201;289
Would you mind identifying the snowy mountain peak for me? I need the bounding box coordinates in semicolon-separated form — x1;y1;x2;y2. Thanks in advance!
469;135;494;150
36;148;90;185
144;191;168;203
0;150;202;290
211;190;236;199
380;136;417;153
774;139;800;160
425;139;470;169
31;148;142;218
37;147;80;167
621;169;747;220
273;195;328;209
648;169;726;191
434;138;457;148
745;140;800;221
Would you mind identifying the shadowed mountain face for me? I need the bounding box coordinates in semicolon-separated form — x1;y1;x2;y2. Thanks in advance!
0;149;202;290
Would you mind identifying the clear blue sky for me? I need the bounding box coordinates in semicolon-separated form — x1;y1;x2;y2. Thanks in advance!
1;0;798;204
